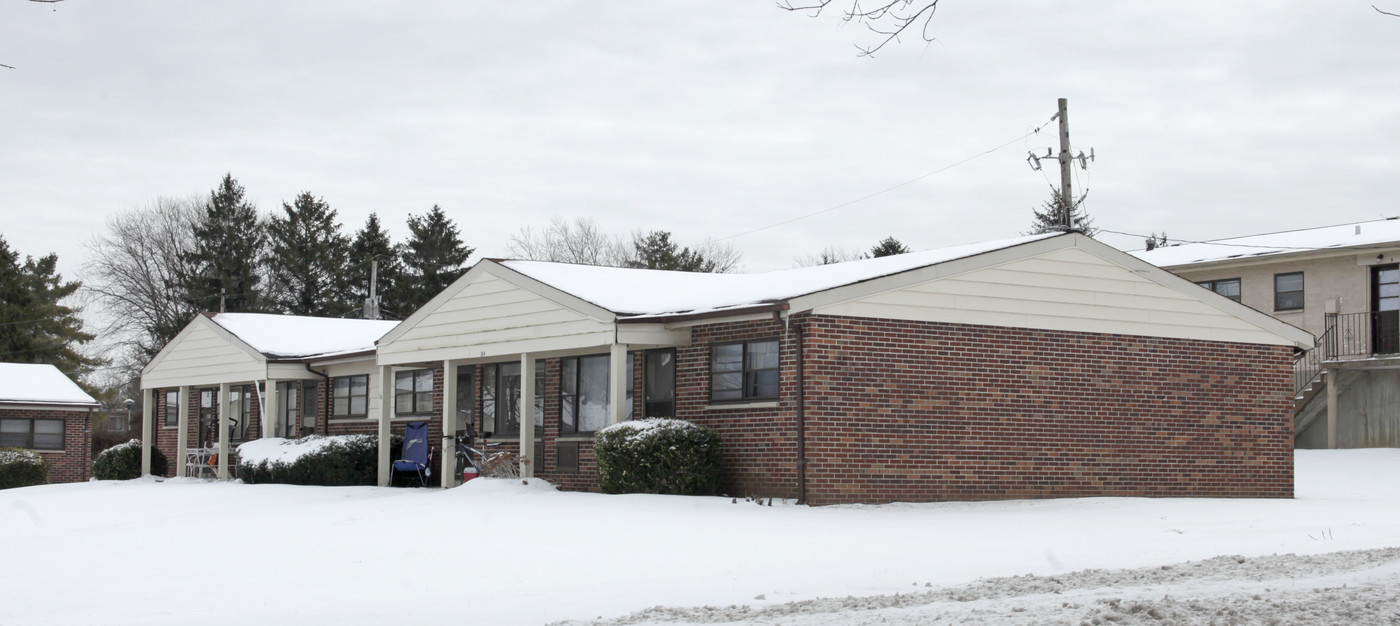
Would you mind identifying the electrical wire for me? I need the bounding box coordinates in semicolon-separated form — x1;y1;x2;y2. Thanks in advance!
715;115;1058;242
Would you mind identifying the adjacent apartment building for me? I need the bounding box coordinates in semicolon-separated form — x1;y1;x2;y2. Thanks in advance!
1133;218;1400;449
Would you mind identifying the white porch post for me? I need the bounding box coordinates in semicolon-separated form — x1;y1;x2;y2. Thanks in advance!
378;365;393;486
140;388;154;476
441;361;457;488
217;383;230;480
176;386;189;477
262;380;280;439
520;353;535;478
609;343;628;426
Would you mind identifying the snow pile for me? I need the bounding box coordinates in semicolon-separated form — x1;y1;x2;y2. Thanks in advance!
0;362;98;406
236;435;374;466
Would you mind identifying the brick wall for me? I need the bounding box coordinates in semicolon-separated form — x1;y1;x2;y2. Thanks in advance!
0;406;91;483
797;315;1296;505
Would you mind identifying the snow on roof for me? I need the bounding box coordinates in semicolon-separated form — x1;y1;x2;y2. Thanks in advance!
1131;218;1400;268
0;363;98;406
502;233;1060;318
209;313;399;359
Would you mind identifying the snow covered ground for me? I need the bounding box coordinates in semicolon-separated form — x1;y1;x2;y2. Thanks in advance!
3;450;1400;625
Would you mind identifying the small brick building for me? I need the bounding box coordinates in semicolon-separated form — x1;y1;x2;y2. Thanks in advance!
143;232;1313;504
0;362;99;484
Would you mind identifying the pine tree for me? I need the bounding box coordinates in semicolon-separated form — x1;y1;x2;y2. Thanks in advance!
265;192;352;316
348;213;403;319
627;231;722;272
399;205;473;314
869;236;910;258
0;236;99;377
184;174;266;312
1026;188;1097;236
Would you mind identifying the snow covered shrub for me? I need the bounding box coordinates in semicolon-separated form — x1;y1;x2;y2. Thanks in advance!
92;439;168;480
238;434;398;486
594;418;722;495
0;447;49;489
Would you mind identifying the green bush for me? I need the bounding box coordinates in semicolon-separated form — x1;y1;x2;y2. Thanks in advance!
594;418;722;495
238;434;400;486
92;439;168;480
0;447;49;489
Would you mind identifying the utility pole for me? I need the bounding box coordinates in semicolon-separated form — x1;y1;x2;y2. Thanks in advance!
1027;98;1094;231
1056;98;1074;229
365;259;380;320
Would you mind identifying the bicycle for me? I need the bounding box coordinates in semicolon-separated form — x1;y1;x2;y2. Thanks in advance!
453;424;520;483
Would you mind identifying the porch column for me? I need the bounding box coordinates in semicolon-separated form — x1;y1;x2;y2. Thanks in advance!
520;353;535;478
176;386;190;478
262;380;280;439
377;365;393;486
140;388;154;476
217;382;231;480
441;360;457;489
608;343;628;426
1327;370;1339;449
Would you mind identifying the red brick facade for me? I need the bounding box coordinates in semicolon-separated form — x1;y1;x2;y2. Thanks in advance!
1;405;92;484
140;313;1295;505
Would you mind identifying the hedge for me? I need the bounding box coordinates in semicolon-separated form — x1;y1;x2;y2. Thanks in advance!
0;447;49;489
594;418;722;495
92;439;168;480
238;434;400;486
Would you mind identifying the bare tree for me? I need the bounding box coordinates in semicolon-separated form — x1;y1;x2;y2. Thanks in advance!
83;195;203;371
507;217;632;266
692;239;744;274
1376;5;1400;17
779;0;941;56
793;246;865;268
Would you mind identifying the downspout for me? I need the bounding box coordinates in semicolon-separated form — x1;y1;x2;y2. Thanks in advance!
795;323;807;505
305;363;330;434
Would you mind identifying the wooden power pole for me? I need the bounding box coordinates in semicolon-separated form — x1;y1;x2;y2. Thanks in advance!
1028;98;1094;231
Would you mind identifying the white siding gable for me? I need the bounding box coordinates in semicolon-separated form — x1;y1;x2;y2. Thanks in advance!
378;270;616;364
815;246;1300;346
141;319;266;388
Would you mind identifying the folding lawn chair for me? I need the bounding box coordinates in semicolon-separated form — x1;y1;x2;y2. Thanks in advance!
393;421;432;487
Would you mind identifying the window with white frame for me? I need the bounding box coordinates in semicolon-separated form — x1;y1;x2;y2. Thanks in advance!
560;354;634;435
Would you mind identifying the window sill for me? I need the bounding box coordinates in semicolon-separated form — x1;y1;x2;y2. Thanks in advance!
706;401;780;410
328;417;370;423
557;435;596;442
31;449;65;454
1274;309;1304;314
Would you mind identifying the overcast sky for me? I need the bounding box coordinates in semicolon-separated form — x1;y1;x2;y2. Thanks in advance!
4;1;1398;285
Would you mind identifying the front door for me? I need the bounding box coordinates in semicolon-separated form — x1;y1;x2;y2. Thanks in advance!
644;349;676;418
1373;265;1399;354
455;369;474;435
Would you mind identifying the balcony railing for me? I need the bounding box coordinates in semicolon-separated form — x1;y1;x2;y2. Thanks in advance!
1294;311;1400;393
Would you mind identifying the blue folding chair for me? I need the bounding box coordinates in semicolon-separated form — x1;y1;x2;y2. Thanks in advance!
393;421;432;487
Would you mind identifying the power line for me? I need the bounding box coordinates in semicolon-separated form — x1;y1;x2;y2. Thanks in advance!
1101;227;1400;254
715;115;1058;242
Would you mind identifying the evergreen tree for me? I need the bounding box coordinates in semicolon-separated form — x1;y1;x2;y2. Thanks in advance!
0;236;99;377
627;231;719;272
265;192;352;316
348;213;403;319
399;205;472;314
184;174;266;312
869;236;910;258
1025;188;1097;236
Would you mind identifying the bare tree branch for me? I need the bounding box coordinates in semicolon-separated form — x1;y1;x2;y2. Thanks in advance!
779;0;941;57
1375;4;1400;17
